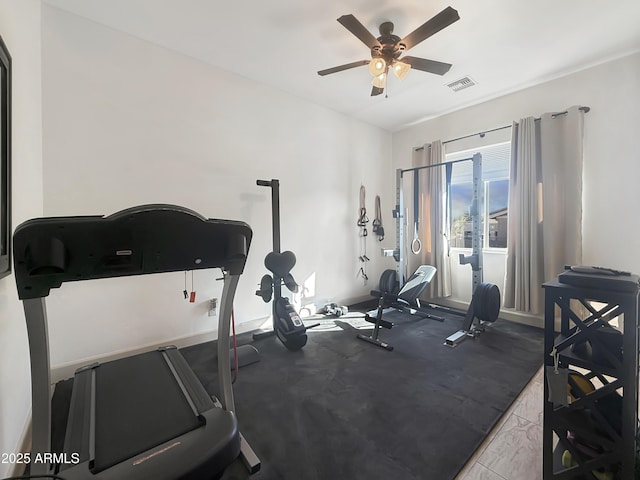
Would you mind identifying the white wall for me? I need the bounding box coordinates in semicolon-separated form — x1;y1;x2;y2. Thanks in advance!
1;3;637;472
393;52;640;324
41;6;394;368
0;1;43;477
2;3;635;474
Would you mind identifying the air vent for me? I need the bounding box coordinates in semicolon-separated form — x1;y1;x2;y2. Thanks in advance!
446;76;477;92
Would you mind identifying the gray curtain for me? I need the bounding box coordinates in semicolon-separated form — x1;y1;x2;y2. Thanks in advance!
410;140;452;298
504;106;585;314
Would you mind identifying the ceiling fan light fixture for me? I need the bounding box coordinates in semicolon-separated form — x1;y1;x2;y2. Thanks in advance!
392;60;411;80
368;57;386;76
320;7;460;95
371;72;387;89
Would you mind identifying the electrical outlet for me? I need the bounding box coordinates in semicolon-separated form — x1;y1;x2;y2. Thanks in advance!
208;298;217;317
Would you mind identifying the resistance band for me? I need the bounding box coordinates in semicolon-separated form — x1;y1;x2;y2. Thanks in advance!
357;185;369;281
372;195;384;241
411;171;422;254
357;185;369;236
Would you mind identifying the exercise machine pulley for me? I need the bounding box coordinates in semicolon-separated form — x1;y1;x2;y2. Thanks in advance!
254;179;317;351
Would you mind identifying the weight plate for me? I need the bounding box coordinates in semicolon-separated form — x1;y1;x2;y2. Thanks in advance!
257;274;273;303
475;282;501;322
283;273;299;293
379;269;399;295
471;283;485;320
567;370;595;402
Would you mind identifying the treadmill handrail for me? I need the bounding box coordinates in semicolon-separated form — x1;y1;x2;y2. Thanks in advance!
13;204;252;299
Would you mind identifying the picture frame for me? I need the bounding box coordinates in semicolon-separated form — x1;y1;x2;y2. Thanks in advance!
0;35;11;279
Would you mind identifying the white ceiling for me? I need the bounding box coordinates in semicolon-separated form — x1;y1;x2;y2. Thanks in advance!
43;0;640;132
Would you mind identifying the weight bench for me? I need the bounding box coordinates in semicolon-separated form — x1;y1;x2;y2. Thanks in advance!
356;265;444;350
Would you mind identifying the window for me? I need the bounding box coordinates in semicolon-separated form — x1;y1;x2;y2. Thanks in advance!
446;142;510;249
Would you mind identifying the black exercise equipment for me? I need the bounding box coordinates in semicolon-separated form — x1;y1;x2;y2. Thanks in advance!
356;296;395;351
376;265;446;320
368;265;501;349
372;195;384;241
357;265;444;350
441;281;501;346
253;179;316;351
389;153;502;346
440;154;500;346
14;204;260;479
391;156;483;286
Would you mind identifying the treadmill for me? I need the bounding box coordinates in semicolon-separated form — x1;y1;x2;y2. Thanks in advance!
14;204;260;479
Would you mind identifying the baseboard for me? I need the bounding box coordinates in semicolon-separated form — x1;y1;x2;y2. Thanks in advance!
496;306;544;328
51;316;269;383
298;295;374;317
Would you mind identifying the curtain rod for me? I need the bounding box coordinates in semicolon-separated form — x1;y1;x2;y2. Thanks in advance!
414;105;590;151
400;155;474;174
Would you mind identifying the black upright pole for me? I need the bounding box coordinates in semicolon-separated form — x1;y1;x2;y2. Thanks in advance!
270;180;282;328
270;179;281;254
257;179;282;329
256;179;281;253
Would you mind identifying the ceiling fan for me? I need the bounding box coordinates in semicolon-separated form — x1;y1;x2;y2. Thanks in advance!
318;6;460;96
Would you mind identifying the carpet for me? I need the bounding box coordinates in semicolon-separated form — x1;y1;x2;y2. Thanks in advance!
181;310;544;480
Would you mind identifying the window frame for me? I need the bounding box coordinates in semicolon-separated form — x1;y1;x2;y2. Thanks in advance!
0;34;11;279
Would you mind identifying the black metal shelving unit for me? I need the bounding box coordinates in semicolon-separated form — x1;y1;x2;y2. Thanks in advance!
542;275;639;480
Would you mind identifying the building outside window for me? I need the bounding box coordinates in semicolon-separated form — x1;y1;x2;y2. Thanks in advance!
446;141;510;249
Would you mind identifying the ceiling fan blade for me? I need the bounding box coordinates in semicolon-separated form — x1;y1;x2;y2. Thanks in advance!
337;14;382;49
401;56;452;76
371;86;384;96
318;60;370;76
399;6;460;51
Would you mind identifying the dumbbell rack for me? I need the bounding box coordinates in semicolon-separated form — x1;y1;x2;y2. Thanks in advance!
542;275;639;479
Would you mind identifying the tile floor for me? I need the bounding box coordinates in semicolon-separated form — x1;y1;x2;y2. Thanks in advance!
456;366;545;480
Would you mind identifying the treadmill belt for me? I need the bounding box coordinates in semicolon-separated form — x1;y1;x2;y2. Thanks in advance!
93;350;203;472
